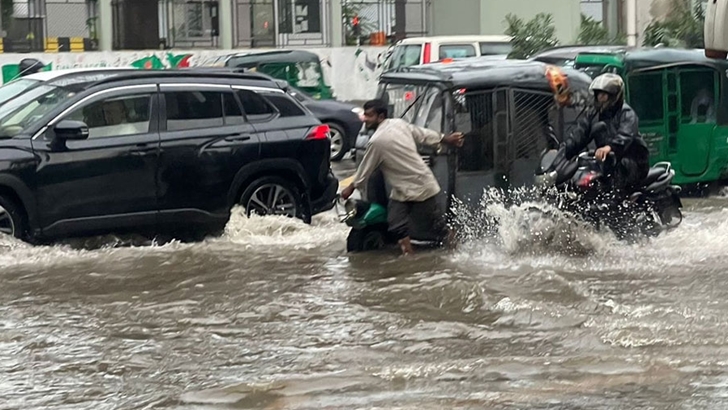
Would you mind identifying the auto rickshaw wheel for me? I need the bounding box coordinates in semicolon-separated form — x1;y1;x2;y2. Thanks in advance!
346;224;389;252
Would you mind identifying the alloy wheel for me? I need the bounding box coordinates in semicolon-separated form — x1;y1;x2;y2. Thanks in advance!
0;204;15;236
329;127;344;159
246;183;298;218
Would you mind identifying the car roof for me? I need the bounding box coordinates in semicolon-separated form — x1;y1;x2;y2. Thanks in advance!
531;45;633;61
397;35;512;44
380;58;593;92
222;49;320;64
22;67;138;82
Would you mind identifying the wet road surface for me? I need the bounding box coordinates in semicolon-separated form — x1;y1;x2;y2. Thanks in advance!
3;160;728;409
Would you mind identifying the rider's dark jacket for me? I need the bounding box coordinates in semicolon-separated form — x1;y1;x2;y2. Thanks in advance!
562;102;649;163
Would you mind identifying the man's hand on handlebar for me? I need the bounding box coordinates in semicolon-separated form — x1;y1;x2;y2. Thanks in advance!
595;145;613;162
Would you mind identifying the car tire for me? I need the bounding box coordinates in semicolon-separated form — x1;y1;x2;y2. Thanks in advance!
240;176;306;222
0;194;26;240
346;224;388;252
328;122;349;162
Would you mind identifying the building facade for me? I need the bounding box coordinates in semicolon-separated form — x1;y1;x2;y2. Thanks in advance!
0;0;586;52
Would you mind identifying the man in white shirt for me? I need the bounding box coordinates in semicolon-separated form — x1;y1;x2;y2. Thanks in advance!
341;99;464;255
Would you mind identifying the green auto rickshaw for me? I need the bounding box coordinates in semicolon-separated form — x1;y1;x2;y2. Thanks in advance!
205;50;334;100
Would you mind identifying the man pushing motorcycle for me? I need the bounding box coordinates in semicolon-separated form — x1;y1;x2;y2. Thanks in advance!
560;73;650;194
340;99;465;256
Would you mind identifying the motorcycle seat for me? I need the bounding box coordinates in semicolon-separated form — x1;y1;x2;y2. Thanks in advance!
642;167;665;187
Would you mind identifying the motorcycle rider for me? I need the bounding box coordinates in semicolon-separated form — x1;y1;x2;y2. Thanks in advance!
560;73;650;194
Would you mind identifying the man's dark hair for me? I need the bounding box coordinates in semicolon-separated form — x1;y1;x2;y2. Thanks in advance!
363;99;389;118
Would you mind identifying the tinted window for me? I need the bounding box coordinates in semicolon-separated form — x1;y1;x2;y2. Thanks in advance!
680;69;716;124
628;73;664;123
439;44;476;59
66;94;151;139
265;94;306;117
479;42;513;56
223;92;245;125
236;89;275;118
165;91;223;131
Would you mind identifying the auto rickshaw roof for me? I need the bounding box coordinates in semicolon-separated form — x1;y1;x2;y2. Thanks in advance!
531;45;633;64
225;50;321;66
380;58;593;92
571;47;728;70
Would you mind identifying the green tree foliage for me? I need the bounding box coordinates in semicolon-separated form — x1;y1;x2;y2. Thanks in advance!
577;14;626;45
643;0;705;48
504;13;559;59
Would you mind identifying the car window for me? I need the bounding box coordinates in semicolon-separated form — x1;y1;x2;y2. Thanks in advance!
390;45;422;70
0;78;39;105
65;94;152;139
236;89;276;119
679;69;716;124
479;42;513;56
264;94;306;117
439;44;476;60
0;84;75;137
165;91;225;131
223;92;245;125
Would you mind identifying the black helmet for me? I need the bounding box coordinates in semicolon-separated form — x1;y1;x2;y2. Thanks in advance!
589;73;624;113
18;58;44;77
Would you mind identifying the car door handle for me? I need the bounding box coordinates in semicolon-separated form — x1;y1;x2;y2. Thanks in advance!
223;133;252;142
130;143;157;155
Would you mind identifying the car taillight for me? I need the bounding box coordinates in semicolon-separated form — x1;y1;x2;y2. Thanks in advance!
423;42;431;64
306;124;330;140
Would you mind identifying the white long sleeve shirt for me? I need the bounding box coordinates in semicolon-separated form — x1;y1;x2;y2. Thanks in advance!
352;118;444;202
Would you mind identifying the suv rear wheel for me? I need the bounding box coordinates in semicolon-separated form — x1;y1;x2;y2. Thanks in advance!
0;195;26;240
240;176;303;220
328;122;348;162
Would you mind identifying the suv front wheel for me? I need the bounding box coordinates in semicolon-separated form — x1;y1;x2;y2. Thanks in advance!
0;195;26;240
240;176;304;221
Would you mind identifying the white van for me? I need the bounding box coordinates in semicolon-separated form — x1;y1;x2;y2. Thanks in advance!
380;35;513;72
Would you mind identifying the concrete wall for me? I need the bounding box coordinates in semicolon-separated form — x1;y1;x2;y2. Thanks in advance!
431;0;481;36
481;0;581;43
430;0;580;43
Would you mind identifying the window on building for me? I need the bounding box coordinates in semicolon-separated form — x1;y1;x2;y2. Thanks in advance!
279;0;322;34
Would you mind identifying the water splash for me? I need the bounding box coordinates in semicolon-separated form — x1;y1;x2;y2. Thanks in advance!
450;187;615;257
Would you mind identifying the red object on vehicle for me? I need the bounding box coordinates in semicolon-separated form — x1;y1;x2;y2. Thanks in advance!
578;173;598;189
306;125;330;140
423;42;432;64
404;91;415;101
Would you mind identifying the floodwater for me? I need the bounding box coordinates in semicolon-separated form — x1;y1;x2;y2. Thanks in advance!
3;161;728;409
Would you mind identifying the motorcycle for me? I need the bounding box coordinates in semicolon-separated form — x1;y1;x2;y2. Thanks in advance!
534;146;683;239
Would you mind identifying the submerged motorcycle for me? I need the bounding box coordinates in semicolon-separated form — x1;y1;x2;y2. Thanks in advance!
534;146;683;239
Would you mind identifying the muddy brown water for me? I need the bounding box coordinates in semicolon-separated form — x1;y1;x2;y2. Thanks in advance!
3;162;728;409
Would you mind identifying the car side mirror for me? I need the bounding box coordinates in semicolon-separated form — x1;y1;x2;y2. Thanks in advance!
54;120;89;140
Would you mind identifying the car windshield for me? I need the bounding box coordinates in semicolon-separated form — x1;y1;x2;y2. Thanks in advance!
0;78;40;106
0;84;75;137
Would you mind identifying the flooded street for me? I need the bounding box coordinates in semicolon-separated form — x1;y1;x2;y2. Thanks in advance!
4;160;728;409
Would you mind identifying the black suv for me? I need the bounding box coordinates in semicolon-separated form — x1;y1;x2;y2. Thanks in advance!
0;70;337;242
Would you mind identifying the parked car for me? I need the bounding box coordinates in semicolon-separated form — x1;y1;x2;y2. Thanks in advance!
379;35;513;73
0;70;337;243
187;66;364;162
